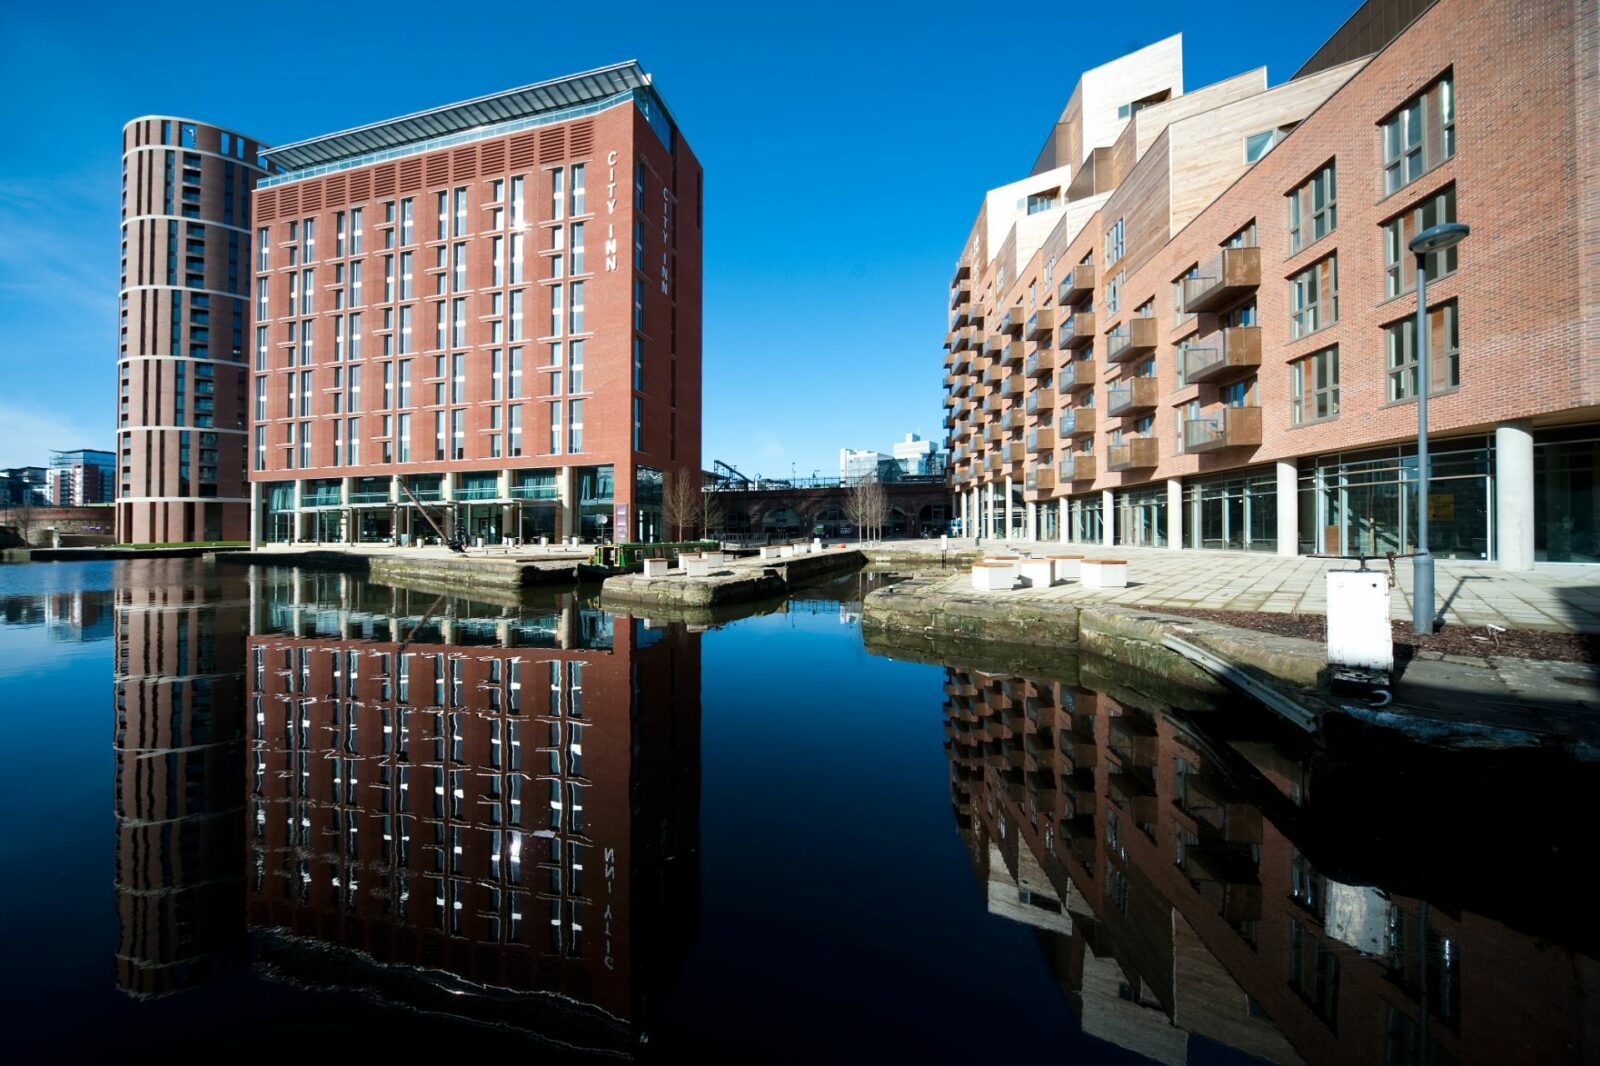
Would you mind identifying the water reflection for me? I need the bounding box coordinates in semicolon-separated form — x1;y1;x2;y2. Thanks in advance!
3;586;113;641
113;566;700;1053
942;667;1596;1065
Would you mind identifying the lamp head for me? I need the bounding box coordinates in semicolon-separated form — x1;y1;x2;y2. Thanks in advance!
1410;221;1469;255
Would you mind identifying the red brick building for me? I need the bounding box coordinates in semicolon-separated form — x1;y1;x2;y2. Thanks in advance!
944;0;1599;568
247;63;702;546
117;119;269;543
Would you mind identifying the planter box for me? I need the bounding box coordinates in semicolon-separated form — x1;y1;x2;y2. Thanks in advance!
971;562;1016;591
1018;559;1055;588
1047;554;1084;582
682;555;711;577
642;558;670;578
759;545;784;560
1081;559;1128;589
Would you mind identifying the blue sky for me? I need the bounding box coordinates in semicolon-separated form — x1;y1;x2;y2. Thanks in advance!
0;0;1351;477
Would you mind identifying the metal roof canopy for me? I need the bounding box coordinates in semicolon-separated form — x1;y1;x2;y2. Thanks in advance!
263;61;652;172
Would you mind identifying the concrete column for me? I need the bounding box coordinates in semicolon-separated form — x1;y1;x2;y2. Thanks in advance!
249;480;261;550
1495;421;1536;570
1003;477;1014;540
1276;459;1299;557
1166;478;1183;549
1025;501;1037;543
558;467;577;539
1059;498;1069;543
291;478;304;543
1101;488;1115;549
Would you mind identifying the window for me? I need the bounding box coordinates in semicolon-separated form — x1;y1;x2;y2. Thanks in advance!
452;187;467;237
569;281;584;334
452;242;466;292
450;408;465;459
1290;257;1338;339
1288;919;1340;1026
1384;185;1457;297
510;290;524;340
491;349;502;400
398;413;411;463
509;404;522;456
399;197;414;245
451;298;466;348
1288;163;1337;254
451;353;465;404
568;399;583;453
551;167;565;222
1104;217;1125;265
510;233;524;283
548;401;561;454
1244;124;1295;163
570;164;585;215
633;397;642;450
1382;72;1454;196
570;222;585;274
1105;270;1123;315
509;346;523;398
1025;189;1058;215
510;175;525;229
1173;265;1198;322
1386;300;1459;401
350;208;363;254
549;285;562;337
570;339;584;393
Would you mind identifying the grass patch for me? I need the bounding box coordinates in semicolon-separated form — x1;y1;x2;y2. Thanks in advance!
119;540;249;549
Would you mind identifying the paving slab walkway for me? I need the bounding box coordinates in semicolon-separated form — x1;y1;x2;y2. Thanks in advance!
870;539;1600;634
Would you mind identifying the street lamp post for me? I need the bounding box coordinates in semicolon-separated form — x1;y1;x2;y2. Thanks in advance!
1407;221;1469;635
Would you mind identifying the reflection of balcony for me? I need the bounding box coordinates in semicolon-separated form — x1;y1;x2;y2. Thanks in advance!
1182;326;1262;383
1026;307;1056;341
1066;455;1096;481
1106;317;1158;363
1108;771;1159;826
1058;263;1095;303
1060;359;1096;392
1183;406;1262;453
1179;774;1265;844
1059;312;1096;349
1026;428;1055;451
1181;246;1261;313
1107;437;1158;471
1106;377;1158;417
1061;407;1096;436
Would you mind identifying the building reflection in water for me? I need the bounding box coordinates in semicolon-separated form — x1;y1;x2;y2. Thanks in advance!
241;569;701;1051
2;586;114;641
942;668;1596;1065
113;561;250;997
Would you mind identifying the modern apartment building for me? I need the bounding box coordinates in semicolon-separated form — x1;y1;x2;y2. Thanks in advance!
118;118;269;544
247;63;701;546
48;448;115;506
943;0;1599;567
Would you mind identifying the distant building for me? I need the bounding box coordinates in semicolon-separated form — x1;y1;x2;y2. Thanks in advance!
892;432;943;476
0;467;48;507
49;449;115;506
839;448;894;482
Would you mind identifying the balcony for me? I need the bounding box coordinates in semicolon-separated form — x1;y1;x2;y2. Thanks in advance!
1059;312;1096;349
1002;376;1023;399
1004;441;1024;463
1001;407;1022;429
1182;325;1262;384
952;261;971;283
951;282;972;309
1106;317;1158;363
950;328;970;352
1061;407;1096;436
1106;377;1158;417
951;303;970;327
951;350;971;375
1058;263;1095;303
1183;406;1262;453
984;361;1006;384
1026;306;1056;341
1024;351;1053;377
1026;466;1057;492
1000;339;1025;365
1025;389;1053;415
1066;455;1096;481
1066;146;1115;200
1026;428;1055;451
1059;359;1096;392
1181;246;1260;314
999;306;1024;335
1107;436;1159;471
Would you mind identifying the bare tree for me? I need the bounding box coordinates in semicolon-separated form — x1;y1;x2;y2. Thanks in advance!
699;472;725;543
9;500;38;546
844;478;888;544
662;470;700;543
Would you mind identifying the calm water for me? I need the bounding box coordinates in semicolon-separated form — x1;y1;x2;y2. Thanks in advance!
0;559;1594;1064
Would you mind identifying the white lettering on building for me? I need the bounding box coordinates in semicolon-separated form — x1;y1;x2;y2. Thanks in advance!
604;150;619;272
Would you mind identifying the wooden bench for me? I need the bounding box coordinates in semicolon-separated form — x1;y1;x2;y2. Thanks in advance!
971;560;1017;591
1047;553;1085;582
642;557;670;578
1080;558;1128;589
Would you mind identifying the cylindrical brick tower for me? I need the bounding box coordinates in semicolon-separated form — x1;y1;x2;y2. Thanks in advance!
118;117;269;544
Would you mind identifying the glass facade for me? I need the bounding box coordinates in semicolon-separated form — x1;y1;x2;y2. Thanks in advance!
1116;486;1167;548
1184;469;1277;552
1535;431;1600;563
576;465;615;541
634;465;663;542
1069;495;1103;544
1297;439;1492;560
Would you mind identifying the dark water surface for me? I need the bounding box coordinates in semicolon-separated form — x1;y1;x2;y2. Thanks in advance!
0;559;1593;1064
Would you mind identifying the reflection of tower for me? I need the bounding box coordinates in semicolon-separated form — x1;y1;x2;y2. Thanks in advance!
113;560;249;997
245;574;700;1050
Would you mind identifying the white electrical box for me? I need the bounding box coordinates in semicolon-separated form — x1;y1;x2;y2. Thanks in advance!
1326;569;1393;679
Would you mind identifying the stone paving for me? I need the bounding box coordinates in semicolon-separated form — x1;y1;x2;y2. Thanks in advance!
875;539;1600;634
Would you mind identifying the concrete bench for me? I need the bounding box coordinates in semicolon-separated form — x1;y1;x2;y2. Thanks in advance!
779;544;796;558
1080;558;1128;589
682;553;711;577
1047;553;1084;583
971;561;1017;591
811;537;823;552
702;550;727;564
642;557;670;578
1018;558;1055;588
759;545;784;560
